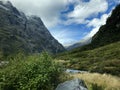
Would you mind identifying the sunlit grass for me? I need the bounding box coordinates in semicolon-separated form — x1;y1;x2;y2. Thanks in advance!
71;73;120;90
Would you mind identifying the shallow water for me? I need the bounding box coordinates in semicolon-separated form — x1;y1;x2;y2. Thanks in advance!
66;69;88;74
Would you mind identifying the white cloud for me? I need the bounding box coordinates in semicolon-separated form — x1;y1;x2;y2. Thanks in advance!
84;27;100;39
84;13;111;40
50;28;79;46
8;0;68;28
0;0;118;46
87;14;109;27
6;0;110;27
66;0;108;24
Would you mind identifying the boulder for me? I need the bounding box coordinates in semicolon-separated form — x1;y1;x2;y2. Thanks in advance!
56;78;88;90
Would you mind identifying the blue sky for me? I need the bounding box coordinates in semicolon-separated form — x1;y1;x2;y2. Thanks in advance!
7;0;120;46
49;0;120;46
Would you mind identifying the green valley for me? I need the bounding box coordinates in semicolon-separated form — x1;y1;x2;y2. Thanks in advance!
56;41;120;76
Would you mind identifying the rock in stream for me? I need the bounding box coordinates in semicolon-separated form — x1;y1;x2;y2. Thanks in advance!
55;78;88;90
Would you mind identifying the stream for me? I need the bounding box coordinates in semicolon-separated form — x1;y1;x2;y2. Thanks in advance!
65;69;88;74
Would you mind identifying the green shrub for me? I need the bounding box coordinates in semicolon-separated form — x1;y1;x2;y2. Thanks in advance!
0;52;62;90
0;51;3;61
89;83;105;90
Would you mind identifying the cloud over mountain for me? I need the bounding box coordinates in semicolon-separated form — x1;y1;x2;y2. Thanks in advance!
8;0;68;28
1;0;119;46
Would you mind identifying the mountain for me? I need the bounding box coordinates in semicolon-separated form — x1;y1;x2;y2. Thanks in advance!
91;4;120;47
0;1;65;56
66;38;91;50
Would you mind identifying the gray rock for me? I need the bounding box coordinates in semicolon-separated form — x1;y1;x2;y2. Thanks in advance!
56;78;88;90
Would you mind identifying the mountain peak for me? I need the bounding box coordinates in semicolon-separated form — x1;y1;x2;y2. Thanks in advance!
0;0;12;7
0;1;65;55
27;15;44;26
0;0;21;16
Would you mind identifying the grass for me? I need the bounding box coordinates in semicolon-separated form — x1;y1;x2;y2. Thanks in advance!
71;73;120;90
0;42;120;90
56;41;120;76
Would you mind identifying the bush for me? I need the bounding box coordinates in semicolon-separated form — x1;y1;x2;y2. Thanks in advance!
0;52;62;90
89;83;104;90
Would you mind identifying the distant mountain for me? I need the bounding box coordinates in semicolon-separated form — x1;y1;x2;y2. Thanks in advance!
66;38;91;50
0;1;65;56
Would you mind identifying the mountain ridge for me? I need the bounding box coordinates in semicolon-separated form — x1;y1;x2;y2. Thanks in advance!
0;1;65;56
91;4;120;47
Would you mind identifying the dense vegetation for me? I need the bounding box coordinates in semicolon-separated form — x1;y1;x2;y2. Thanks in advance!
0;52;63;90
56;41;120;76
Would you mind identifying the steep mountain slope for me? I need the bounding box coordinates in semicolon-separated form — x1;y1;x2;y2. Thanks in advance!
0;1;65;56
91;4;120;47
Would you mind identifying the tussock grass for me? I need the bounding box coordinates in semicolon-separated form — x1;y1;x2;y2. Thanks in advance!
56;42;120;76
71;73;120;90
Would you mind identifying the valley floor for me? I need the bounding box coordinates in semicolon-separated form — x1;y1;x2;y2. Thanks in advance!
55;59;120;90
56;42;120;76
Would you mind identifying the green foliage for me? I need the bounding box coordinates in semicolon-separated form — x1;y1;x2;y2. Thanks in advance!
0;51;3;61
89;83;105;90
56;42;120;76
0;52;62;90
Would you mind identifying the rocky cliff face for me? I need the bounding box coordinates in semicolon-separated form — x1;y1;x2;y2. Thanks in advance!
91;4;120;47
0;1;65;55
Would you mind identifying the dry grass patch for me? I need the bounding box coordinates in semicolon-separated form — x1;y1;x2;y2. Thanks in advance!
55;60;69;63
71;73;120;90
